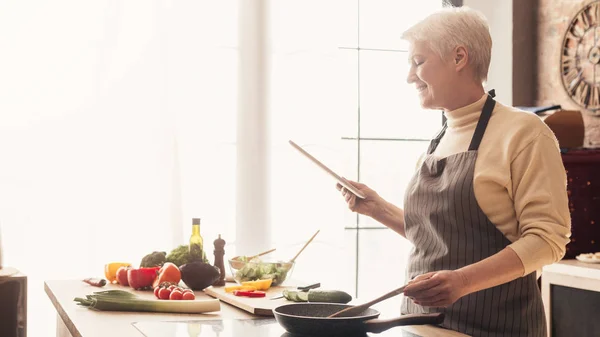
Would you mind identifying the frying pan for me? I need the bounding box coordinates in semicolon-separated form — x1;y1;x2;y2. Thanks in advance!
273;303;444;336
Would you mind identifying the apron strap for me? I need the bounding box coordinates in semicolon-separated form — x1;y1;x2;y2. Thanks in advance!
468;91;496;151
428;90;497;154
427;123;448;154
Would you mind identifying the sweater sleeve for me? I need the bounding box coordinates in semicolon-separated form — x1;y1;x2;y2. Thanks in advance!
507;131;572;276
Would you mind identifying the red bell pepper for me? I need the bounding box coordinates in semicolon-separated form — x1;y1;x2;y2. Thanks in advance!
127;267;160;290
233;290;266;298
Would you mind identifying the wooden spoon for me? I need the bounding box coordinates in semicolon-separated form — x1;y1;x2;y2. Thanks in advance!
327;284;408;318
237;248;277;261
230;248;277;269
289;230;320;263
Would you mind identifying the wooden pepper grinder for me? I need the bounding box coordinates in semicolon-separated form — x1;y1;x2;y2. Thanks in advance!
212;234;226;286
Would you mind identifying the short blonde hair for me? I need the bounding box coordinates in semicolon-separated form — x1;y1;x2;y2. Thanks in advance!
401;6;492;83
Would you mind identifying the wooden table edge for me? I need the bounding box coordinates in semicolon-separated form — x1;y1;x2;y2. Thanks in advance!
45;281;84;337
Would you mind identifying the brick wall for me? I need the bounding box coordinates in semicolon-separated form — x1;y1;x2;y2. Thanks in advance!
536;0;600;148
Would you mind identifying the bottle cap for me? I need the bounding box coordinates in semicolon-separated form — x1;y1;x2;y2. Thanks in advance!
192;218;201;225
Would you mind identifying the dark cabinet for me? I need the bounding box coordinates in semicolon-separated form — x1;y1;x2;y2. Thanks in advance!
0;269;27;337
551;285;600;337
562;149;600;259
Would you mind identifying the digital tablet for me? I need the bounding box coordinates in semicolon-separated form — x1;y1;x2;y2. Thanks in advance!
288;140;366;199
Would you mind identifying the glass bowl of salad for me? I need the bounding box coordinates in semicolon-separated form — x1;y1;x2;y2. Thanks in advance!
228;257;294;286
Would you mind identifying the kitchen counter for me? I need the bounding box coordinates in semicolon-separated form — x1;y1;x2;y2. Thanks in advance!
542;258;600;280
45;280;469;337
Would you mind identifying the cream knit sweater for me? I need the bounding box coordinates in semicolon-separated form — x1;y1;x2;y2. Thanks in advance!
424;94;571;276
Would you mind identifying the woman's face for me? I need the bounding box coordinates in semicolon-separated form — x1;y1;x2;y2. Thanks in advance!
406;41;457;111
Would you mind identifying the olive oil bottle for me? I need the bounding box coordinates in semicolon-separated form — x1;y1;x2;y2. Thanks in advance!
189;218;204;262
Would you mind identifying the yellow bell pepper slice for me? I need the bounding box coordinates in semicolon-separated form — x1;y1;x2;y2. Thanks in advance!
241;279;273;291
224;285;258;293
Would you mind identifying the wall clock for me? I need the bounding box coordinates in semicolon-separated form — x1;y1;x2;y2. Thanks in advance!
561;1;600;115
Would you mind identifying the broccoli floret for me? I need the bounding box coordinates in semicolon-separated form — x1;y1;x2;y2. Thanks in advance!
166;245;208;267
139;251;167;268
166;245;189;267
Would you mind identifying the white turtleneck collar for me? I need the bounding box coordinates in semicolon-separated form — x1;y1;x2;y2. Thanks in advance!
444;94;488;128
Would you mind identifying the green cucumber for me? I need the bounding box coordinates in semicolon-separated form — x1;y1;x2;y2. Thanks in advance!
283;289;352;304
307;289;352;304
284;290;300;302
296;291;309;302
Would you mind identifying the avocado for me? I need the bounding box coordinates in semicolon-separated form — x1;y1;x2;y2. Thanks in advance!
179;261;220;290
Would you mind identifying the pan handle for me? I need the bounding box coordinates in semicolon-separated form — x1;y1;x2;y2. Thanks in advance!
363;312;445;334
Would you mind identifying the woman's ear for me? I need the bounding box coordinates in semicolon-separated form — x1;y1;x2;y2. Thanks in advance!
454;46;469;71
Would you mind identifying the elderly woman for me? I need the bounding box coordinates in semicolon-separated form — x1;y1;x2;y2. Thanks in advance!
337;6;571;337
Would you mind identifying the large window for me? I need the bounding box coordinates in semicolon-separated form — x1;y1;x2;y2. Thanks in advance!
268;0;444;314
0;3;446;335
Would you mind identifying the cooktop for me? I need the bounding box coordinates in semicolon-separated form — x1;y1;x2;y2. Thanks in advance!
132;319;423;337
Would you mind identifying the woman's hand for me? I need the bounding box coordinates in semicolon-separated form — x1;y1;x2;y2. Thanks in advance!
403;270;472;308
336;179;384;218
337;178;406;237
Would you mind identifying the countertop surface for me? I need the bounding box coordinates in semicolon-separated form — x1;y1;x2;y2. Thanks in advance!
543;259;600;279
45;280;469;337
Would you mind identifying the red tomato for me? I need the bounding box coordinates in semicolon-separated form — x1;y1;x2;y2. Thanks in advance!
182;292;195;300
158;287;172;300
153;287;160;298
116;267;130;286
170;290;183;300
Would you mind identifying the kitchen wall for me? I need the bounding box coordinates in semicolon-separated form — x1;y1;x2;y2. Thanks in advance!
468;0;600;148
530;0;600;148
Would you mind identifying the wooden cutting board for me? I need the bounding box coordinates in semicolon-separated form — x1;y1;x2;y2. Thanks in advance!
204;284;294;316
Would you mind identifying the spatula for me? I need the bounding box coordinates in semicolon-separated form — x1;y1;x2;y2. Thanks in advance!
327;284;408;318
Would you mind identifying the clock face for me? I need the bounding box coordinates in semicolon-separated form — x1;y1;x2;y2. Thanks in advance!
561;1;600;115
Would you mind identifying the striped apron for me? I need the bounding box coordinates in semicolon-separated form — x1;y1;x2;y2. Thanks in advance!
400;93;546;337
